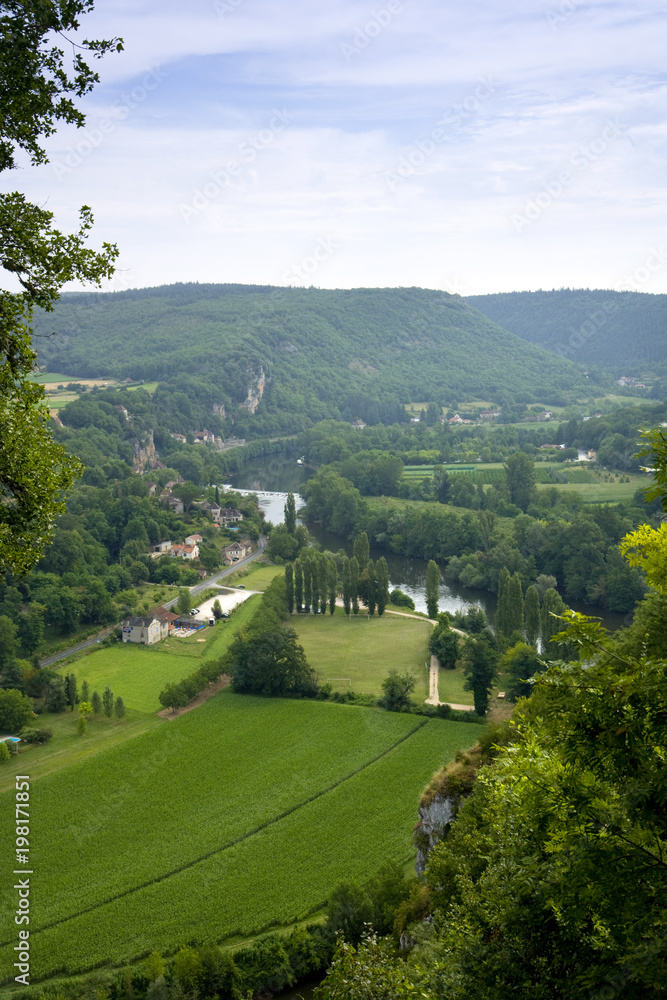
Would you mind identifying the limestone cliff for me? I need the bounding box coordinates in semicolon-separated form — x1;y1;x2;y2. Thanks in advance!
132;429;161;473
240;368;266;414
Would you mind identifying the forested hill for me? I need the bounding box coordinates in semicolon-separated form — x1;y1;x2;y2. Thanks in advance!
466;289;667;376
33;284;595;433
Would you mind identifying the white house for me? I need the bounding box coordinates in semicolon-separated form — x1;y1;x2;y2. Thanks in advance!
122;616;168;645
170;543;199;561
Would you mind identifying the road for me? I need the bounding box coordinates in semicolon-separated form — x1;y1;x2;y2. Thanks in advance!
40;535;267;667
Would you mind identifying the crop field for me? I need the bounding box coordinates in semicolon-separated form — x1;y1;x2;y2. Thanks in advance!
0;695;483;982
65;597;259;712
536;480;642;502
293;613;431;697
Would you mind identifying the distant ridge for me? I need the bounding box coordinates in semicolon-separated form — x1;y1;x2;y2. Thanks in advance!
466;289;667;374
33;284;598;424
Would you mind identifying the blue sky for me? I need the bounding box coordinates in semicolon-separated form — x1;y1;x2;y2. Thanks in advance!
3;0;666;293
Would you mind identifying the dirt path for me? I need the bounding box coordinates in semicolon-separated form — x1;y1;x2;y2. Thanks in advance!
157;674;231;719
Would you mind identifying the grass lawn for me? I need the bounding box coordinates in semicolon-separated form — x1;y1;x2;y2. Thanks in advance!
0;708;163;793
292;612;431;698
536;477;645;502
59;597;259;712
436;666;473;706
223;562;285;591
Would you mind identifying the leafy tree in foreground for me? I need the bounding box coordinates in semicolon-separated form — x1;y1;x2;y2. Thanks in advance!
502;641;543;702
0;1;121;576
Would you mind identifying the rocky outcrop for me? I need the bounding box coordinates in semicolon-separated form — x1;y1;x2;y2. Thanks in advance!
240;368;266;414
415;794;460;873
212;403;227;418
132;429;160;473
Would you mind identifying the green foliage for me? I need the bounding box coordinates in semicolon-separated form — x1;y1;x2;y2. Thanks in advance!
381;670;416;712
425;559;440;619
375;556;389;616
504;450;536;511
229;628;317;697
462;635;499;715
523;584;541;646
429;622;459;670
314;933;421;1000
0;741;10;762
91;689;102;715
102;684;114;718
284;562;294;613
114;696;125;719
389;588;415;610
284;491;297;534
353;531;370;570
0;687;34;731
501;641;544;701
176;589;191;615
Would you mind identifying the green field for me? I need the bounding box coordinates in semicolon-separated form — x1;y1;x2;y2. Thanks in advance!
436;665;473;706
293;613;431;697
0;694;483;982
223;563;285;591
64;597;260;712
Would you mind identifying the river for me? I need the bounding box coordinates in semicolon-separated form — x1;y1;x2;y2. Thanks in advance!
229;455;629;630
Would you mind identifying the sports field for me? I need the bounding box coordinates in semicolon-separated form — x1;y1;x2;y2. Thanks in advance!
0;694;483;983
292;612;431;697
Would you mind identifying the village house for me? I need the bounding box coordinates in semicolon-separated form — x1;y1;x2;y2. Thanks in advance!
351;419;366;430
479;409;501;420
122;615;168;645
219;507;242;524
223;537;253;564
169;433;187;443
194;429;215;444
185;533;203;546
170;542;199;561
153;607;180;633
150;540;173;558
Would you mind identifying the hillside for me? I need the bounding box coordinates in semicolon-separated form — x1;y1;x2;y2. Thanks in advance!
466;289;667;378
32;285;597;432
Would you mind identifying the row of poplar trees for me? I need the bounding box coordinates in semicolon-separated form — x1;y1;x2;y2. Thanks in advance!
495;567;568;652
283;532;390;617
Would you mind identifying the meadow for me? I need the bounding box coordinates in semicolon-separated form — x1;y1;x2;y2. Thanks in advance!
0;694;483;982
63;597;260;712
292;612;431;697
222;562;285;591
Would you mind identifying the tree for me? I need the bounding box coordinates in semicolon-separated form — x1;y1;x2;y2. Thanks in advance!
18;602;45;654
327;556;338;615
102;685;114;718
294;559;303;612
462;635;499;714
172;481;200;513
508;572;524;634
158;683;188;712
91;689;102;715
77;700;92;735
211;598;223;620
284;563;294;614
376;556;389;616
0;741;10;762
114;696;125;719
229;628;317;697
342;556;351;616
302;558;312;613
318;554;328;615
81;679;90;703
502;641;543;701
524;584;541;646
541;587;567;657
495;566;512;638
504;451;536;512
176;588;192;615
0;688;33;731
353;531;370;571
430;622;459;669
45;676;66;712
350;556;360;614
380;671;415;711
65;673;78;711
426;560;440;619
284;492;297;535
0;615;18;668
0;2;121;576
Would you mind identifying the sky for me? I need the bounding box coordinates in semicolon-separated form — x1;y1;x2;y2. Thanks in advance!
3;0;667;294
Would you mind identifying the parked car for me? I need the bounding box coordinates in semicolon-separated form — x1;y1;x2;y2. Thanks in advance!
237;585;245;589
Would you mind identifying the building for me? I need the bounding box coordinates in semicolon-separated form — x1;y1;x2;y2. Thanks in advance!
223;538;253;564
185;533;203;545
153;607;180;632
169;432;187;443
122;616;168;644
479;410;500;420
151;540;173;558
170;543;199;561
194;429;215;444
219;507;242;524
